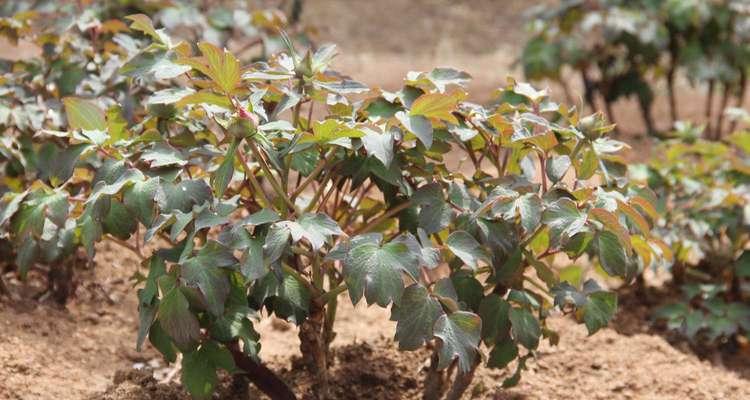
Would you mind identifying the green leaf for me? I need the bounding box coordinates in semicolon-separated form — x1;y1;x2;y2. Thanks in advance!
211;139;238;198
446;230;488;269
123;178;159;226
195;42;241;94
106;105;129;143
390;284;444;350
242;208;281;226
361;129;395;167
519;194;543;235
63;97;106;131
396;111;433;149
478;294;511;345
509;307;540;350
487;339;519;369
546;155;571;183
156;179;213;213
125;14;163;43
180;242;236;316
121;50;191;80
142;143;188;168
409;91;462;124
158;285;200;350
293;213;344;251
434;311;482;373
451;270;483;311
582;291;617;334
103;201;137;240
736;252;750;278
343;235;418;306
305;119;363;144
182;342;235;399
240;236;267;280
596;231;632;279
542;198;587;246
149;322;177;363
146;88;196;106
418;200;452;235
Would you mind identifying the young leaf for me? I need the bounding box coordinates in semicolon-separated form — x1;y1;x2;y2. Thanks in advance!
63;97;106;131
211;139;238;198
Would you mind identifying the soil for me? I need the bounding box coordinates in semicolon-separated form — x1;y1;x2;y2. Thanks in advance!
3;1;750;399
3;241;750;399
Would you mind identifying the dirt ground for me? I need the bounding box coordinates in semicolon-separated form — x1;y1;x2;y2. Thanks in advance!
2;1;750;399
3;242;750;400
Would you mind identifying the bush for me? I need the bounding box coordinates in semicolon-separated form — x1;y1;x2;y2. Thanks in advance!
631;121;750;346
522;0;750;139
0;10;665;400
0;0;304;302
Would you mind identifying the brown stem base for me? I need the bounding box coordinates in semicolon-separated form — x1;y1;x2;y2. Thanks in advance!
444;361;479;400
299;304;329;399
423;351;447;400
228;341;297;400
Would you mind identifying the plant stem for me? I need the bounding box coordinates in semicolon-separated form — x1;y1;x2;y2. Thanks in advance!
444;360;479;400
247;140;301;215
104;234;145;261
422;348;447;400
290;148;336;200
318;283;348;303
351;200;412;235
298;302;329;399
715;84;731;141
729;69;747;134
227;341;297;400
236;145;273;208
705;79;715;139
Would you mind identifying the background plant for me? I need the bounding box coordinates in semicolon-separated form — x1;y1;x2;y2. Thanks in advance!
522;0;750;139
631;121;750;347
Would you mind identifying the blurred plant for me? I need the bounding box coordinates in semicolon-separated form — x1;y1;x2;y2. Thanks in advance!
522;0;750;139
631;120;750;346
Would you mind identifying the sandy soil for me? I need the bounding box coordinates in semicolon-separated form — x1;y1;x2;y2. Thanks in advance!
3;243;750;399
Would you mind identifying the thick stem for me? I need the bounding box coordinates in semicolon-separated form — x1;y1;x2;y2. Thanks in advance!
715;84;731;141
729;70;747;134
444;360;480;400
323;291;338;351
637;95;657;137
603;99;619;136
228;341;297;400
422;350;447;400
0;273;13;300
559;76;575;105
299;303;329;399
580;68;597;114
705;79;715;139
667;32;679;126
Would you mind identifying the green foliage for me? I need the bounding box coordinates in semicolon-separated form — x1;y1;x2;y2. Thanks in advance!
0;0;306;303
632;123;750;345
0;5;664;400
522;0;750;137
